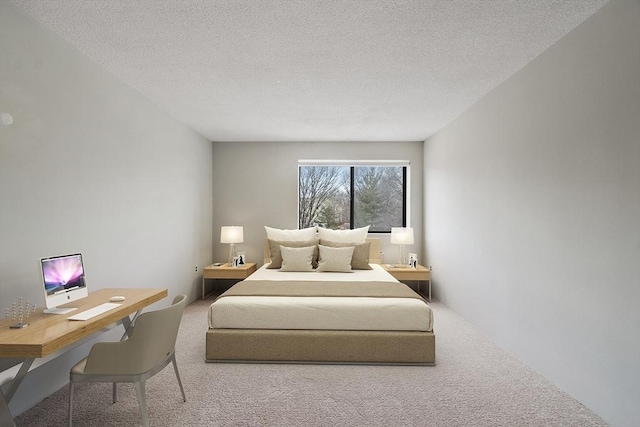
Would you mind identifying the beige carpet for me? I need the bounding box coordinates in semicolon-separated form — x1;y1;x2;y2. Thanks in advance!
15;298;607;426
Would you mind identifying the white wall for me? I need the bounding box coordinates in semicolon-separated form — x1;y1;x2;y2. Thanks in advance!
0;1;213;416
212;142;423;268
424;1;639;426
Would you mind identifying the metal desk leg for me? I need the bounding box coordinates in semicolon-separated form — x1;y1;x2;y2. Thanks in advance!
0;356;34;425
3;357;34;403
118;310;141;341
1;390;15;427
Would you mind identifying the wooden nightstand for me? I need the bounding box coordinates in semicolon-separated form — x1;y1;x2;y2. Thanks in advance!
201;263;256;299
382;264;432;301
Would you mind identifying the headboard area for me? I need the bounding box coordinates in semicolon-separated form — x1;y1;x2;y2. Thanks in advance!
263;238;382;266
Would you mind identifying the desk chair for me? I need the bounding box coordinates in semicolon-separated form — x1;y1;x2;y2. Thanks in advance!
68;294;187;427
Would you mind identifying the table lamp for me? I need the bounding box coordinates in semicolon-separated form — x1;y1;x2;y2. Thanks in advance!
390;227;414;267
221;226;244;266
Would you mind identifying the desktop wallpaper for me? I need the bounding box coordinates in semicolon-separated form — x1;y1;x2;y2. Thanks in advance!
42;255;85;295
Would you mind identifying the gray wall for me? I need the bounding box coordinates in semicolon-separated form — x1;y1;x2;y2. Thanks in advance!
0;1;213;416
424;2;639;426
212;142;423;268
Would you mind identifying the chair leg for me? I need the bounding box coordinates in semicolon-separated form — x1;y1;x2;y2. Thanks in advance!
134;380;148;427
171;354;186;402
112;383;117;403
68;382;74;427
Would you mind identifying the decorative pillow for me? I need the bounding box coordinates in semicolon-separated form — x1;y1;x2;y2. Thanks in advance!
264;226;317;241
280;245;315;272
267;239;319;269
319;240;372;270
317;225;369;243
317;245;354;273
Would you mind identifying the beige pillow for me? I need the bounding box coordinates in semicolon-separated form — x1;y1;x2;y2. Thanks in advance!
317;225;369;243
319;240;372;270
267;239;319;269
280;245;315;272
264;226;317;241
317;245;354;272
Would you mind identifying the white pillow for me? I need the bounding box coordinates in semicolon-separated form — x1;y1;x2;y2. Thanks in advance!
317;245;354;272
280;245;315;272
265;226;317;241
317;225;370;243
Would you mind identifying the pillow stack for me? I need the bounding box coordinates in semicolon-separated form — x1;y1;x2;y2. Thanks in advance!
265;225;371;272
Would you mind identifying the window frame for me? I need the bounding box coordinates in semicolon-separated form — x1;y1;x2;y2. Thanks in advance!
298;160;410;233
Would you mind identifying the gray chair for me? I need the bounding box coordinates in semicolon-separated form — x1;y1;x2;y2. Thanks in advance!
68;294;187;427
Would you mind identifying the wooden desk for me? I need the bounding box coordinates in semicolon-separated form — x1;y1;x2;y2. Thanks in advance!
382;264;432;301
0;288;167;423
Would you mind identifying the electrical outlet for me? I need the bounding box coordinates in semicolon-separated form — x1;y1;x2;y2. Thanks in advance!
429;265;433;271
195;265;198;273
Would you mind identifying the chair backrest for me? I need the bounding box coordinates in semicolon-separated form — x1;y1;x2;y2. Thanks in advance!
124;294;187;372
83;294;187;375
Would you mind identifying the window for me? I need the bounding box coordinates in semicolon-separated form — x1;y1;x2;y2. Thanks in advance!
298;160;409;233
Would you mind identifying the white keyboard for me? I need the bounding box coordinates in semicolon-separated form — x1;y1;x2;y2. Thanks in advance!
68;302;122;321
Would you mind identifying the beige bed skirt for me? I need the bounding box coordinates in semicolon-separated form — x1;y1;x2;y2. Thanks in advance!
206;329;436;365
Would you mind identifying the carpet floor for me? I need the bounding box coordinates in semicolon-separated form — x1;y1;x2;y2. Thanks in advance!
15;297;607;426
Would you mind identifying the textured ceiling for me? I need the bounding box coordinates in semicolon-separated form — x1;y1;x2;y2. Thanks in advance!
11;0;608;142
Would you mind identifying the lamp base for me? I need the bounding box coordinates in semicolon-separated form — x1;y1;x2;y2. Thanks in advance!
227;243;236;267
397;244;407;267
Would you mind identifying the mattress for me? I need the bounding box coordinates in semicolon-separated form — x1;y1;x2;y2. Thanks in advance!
208;264;433;332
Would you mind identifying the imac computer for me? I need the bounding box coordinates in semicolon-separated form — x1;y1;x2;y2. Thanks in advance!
40;253;88;314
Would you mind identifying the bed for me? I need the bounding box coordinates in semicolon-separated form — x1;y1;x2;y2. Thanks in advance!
205;228;435;365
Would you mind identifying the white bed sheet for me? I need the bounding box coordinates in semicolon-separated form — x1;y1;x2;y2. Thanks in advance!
209;264;433;332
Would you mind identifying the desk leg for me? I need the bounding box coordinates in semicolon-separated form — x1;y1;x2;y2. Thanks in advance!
119;310;141;341
3;357;34;403
1;390;15;427
0;356;34;425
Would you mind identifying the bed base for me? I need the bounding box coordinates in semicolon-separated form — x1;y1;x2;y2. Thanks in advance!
206;329;435;365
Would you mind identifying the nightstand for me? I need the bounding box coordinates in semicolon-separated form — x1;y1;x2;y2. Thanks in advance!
201;262;256;299
382;264;432;301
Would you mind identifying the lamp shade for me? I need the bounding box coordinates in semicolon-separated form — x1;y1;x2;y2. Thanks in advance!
390;227;414;245
220;226;244;244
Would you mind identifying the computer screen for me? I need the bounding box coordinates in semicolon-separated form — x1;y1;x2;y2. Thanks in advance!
40;253;88;314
